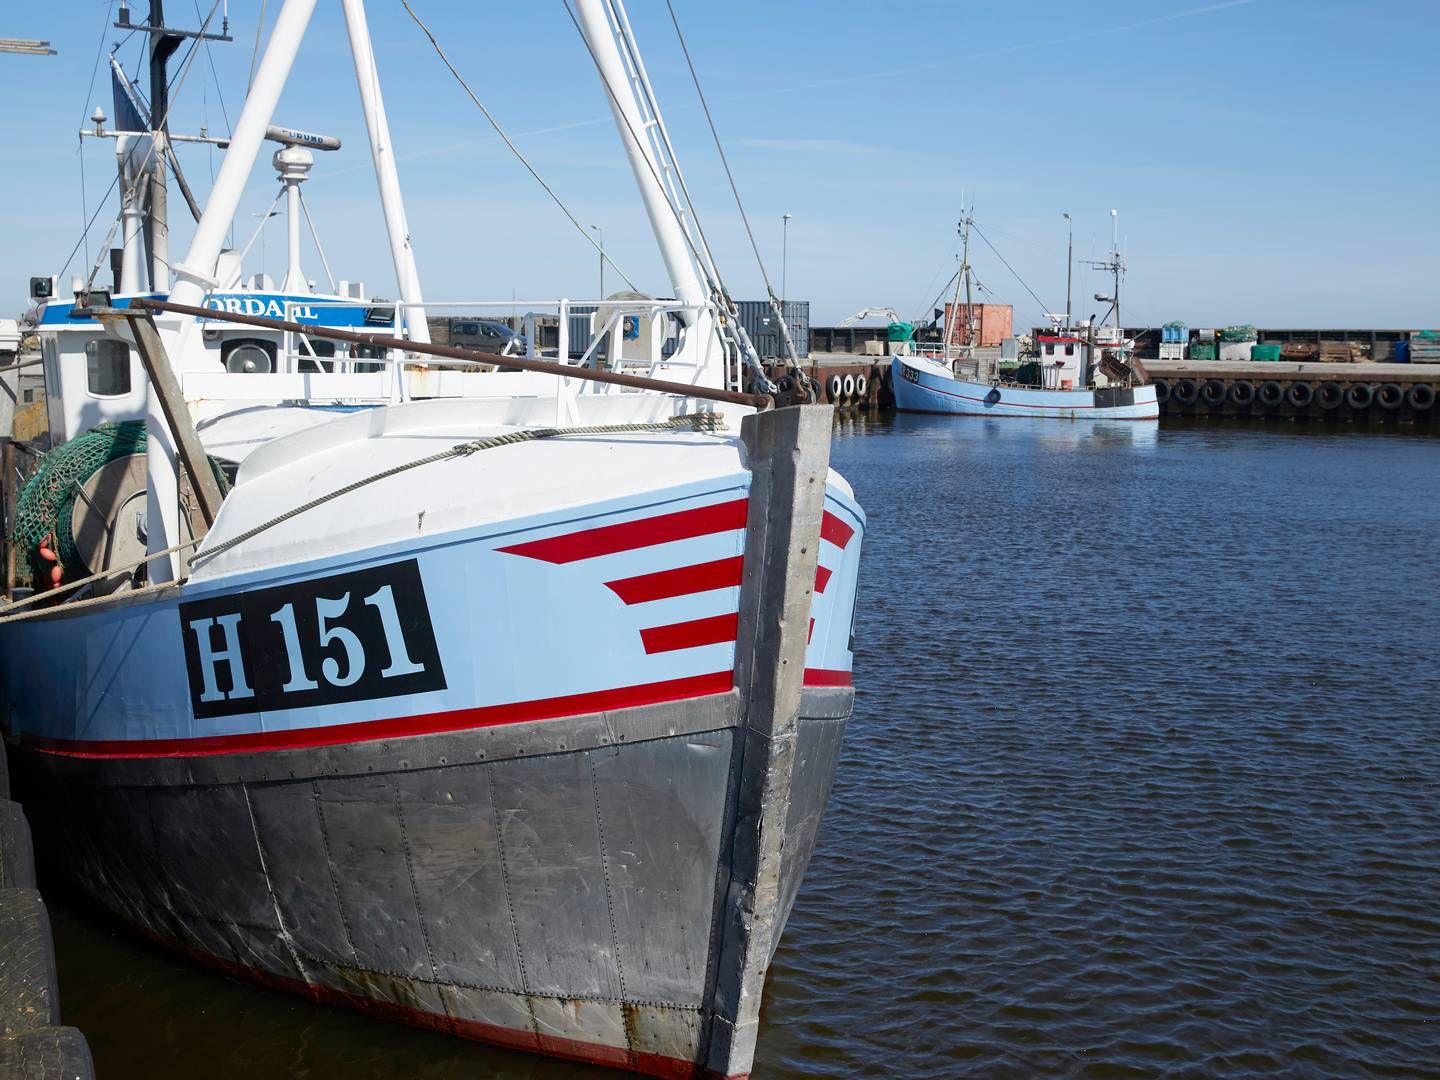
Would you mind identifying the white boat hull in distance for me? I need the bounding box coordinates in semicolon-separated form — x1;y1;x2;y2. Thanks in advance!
891;356;1160;420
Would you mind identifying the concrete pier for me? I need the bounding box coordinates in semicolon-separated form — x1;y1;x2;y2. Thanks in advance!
1148;360;1439;421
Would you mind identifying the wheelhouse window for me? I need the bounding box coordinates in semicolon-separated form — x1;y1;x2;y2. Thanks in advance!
1065;344;1075;356
85;339;132;397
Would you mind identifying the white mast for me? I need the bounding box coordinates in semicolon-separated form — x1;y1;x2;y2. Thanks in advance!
339;0;430;343
572;0;706;308
275;144;313;294
149;0;320;582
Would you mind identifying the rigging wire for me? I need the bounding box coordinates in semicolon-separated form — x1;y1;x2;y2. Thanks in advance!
193;0;234;135
968;220;1053;320
400;0;640;294
247;0;268;95
76;0;118;276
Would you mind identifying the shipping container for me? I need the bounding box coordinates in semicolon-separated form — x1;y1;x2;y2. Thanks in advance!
942;302;1013;348
736;299;810;359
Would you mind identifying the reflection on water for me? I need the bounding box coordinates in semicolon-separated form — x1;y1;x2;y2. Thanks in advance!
49;411;1440;1078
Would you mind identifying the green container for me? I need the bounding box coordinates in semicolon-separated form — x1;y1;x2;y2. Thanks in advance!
1250;343;1282;362
1190;342;1217;361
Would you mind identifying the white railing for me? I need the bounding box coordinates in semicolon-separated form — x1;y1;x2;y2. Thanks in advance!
182;296;732;423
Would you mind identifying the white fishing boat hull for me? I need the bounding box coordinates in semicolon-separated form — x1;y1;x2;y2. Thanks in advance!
892;355;1159;420
0;404;863;1078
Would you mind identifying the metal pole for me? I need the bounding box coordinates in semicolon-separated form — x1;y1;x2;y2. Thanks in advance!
781;212;791;305
340;0;431;344
591;225;604;298
574;0;706;307
1063;212;1073;330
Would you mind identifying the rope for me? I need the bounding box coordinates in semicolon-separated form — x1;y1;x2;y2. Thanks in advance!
191;414;722;568
400;0;640;294
968;221;1054;320
1;415;724;622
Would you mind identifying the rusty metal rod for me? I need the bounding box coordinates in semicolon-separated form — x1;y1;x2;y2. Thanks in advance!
130;298;771;409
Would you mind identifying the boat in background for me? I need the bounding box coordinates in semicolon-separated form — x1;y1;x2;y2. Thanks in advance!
893;211;1158;420
0;3;862;1077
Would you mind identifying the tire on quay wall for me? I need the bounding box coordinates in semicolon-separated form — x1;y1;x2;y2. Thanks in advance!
842;373;855;400
1376;383;1405;411
1258;380;1284;408
1286;381;1315;407
1228;380;1256;406
1316;381;1345;410
1346;383;1375;409
1404;383;1435;411
0;1026;96;1080
1172;378;1199;405
827;374;843;403
1201;378;1227;406
1153;378;1170;403
854;374;868;400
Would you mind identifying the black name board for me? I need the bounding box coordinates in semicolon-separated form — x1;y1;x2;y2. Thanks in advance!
179;559;446;719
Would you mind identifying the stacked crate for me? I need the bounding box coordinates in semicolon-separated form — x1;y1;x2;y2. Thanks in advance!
1411;332;1440;364
1159;321;1186;360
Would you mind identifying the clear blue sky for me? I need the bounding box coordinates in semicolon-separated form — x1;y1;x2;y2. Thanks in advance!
2;1;1436;329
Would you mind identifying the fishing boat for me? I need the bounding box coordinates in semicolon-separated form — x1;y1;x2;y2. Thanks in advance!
0;4;861;1078
892;212;1159;420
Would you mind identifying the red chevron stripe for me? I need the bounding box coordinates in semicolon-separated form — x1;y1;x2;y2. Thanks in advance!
498;499;748;564
814;565;833;593
821;510;855;549
605;556;744;605
640;612;739;655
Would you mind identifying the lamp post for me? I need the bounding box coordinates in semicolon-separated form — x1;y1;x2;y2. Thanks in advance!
590;224;604;299
781;212;792;305
1063;212;1073;330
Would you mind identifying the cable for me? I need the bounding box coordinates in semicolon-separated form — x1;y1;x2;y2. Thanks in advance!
247;0;267;94
968;220;1053;318
400;0;640;293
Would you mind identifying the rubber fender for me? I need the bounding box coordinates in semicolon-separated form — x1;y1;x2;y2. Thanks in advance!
1286;382;1315;407
1376;383;1404;411
842;373;855;399
984;387;1002;405
827;374;842;402
1316;381;1344;410
0;1027;96;1080
0;890;61;1035
855;374;868;398
0;804;35;891
1228;379;1256;405
1258;380;1284;407
1345;383;1375;409
1152;378;1170;403
1201;378;1227;405
1404;383;1435;411
1172;378;1199;405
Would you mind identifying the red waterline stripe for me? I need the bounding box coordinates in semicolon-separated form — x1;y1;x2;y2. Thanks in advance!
803;668;852;687
22;671;735;760
814;565;833;593
640;612;739;655
126;921;741;1080
606;556;744;605
821;511;855;549
498;499;748;564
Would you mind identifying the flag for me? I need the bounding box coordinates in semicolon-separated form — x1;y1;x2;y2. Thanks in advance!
110;56;148;132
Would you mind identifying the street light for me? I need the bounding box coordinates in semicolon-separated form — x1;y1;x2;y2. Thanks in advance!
1062;212;1073;330
590;224;604;299
781;212;792;306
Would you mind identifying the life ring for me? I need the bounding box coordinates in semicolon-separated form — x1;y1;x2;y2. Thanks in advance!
1228;380;1256;405
1258;380;1284;407
1173;378;1199;405
1153;378;1170;403
842;373;856;399
1345;383;1375;409
1201;378;1227;406
1376;383;1404;411
827;374;843;401
1316;382;1344;410
855;374;868;399
1404;383;1435;411
1286;381;1314;407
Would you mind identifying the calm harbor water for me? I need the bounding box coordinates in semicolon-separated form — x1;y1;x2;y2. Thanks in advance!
51;414;1440;1078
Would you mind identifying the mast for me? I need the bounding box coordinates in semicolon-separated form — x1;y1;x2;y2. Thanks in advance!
572;0;706;308
339;0;430;343
1110;208;1121;351
1063;212;1073;330
960;210;974;348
